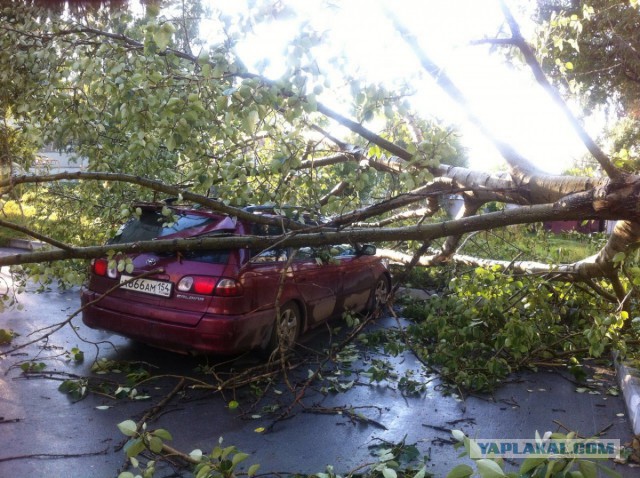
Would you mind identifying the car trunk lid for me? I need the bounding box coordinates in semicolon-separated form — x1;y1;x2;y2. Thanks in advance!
92;249;237;327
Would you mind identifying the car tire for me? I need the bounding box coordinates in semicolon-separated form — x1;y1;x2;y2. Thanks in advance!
367;275;390;313
267;302;301;353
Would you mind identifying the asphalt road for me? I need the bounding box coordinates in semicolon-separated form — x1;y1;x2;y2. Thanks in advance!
0;248;637;477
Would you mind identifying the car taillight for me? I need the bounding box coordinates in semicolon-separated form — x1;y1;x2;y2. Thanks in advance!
92;258;108;276
215;278;243;297
177;276;216;295
92;258;118;278
194;277;217;295
177;276;242;296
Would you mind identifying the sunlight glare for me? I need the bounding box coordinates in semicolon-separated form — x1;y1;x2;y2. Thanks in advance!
211;0;591;174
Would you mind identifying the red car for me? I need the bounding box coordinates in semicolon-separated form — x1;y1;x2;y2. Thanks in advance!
81;204;390;355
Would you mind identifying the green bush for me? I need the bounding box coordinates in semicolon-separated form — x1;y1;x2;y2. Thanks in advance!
403;266;620;392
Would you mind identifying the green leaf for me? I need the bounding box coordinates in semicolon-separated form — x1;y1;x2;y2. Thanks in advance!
468;439;483;459
58;379;88;399
451;430;466;442
124;438;146;458
152;429;172;441
211;446;223;459
118;473;136;478
189;449;203;462
166;135;176;152
476;459;506;478
413;466;428;478
243;109;260;131
149;436;164;453
594;462;622;478
248;463;261;477
0;328;14;345
117;420;138;437
519;457;546;474
153;24;174;50
216;96;228;110
197;51;209;64
196;465;212;478
377;450;395;462
578;460;597;478
612;252;626;264
72;348;84;362
446;464;474;478
221;445;236;459
22;362;46;373
228;400;239;410
382;467;397;478
232;452;249;466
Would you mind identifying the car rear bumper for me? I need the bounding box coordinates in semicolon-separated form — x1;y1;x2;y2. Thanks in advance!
80;290;275;355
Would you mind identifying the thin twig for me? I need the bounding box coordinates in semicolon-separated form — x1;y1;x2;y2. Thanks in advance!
0;268;163;358
0;447;109;463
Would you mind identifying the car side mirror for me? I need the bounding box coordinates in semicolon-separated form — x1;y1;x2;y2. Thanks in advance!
359;244;376;256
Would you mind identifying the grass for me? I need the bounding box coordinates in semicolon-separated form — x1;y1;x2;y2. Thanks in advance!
397;226;607;290
0;200;37;245
452;226;605;264
544;235;601;263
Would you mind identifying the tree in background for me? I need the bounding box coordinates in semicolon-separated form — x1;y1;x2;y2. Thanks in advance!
535;0;640;172
1;0;640;320
535;0;640;115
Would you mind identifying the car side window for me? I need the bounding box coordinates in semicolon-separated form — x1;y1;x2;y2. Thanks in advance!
329;245;356;257
294;247;315;261
251;248;288;263
268;244;357;264
293;246;342;265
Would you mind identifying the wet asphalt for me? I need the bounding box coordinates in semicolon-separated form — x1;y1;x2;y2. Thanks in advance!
0;247;637;477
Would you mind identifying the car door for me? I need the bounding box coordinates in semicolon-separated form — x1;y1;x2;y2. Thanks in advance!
242;247;291;313
329;245;375;313
290;246;341;325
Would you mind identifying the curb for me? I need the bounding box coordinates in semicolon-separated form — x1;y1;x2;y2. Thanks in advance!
614;354;640;435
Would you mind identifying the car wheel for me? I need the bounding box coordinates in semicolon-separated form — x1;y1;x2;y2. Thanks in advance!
367;275;390;313
268;302;301;353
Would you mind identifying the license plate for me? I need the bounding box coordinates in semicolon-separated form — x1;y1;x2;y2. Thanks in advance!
120;275;173;298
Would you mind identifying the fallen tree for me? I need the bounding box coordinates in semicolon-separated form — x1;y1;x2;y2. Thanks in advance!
1;0;639;310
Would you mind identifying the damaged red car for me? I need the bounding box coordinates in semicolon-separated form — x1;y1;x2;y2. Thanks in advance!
81;204;390;355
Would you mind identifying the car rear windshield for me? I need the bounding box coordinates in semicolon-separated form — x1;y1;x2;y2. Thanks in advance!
177;249;231;264
109;210;215;244
109;211;231;264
